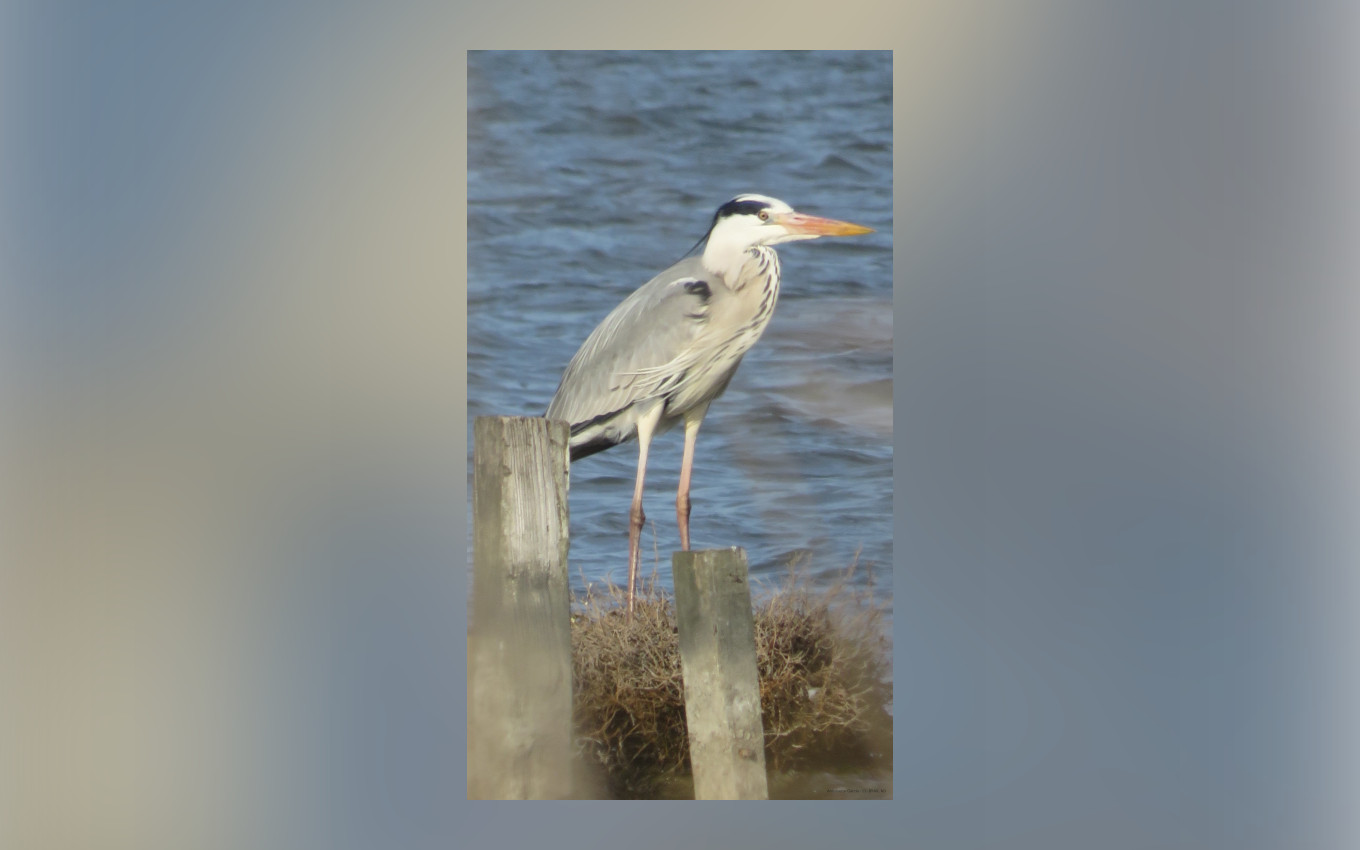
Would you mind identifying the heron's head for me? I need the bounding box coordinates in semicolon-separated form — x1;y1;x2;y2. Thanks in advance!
700;194;872;272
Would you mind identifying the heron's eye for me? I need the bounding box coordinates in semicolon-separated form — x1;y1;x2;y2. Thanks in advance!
758;210;770;222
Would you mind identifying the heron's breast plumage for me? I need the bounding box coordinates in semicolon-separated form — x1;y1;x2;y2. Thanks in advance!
664;246;781;413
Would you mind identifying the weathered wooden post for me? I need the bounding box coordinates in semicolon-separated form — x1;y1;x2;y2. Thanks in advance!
672;547;769;800
468;415;573;799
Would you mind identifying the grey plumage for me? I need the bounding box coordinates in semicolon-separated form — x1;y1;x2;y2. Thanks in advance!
547;250;776;460
546;194;872;614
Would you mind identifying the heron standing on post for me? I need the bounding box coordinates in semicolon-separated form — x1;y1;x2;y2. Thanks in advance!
546;194;873;615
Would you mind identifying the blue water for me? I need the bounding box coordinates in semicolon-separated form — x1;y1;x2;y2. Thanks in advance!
467;51;892;609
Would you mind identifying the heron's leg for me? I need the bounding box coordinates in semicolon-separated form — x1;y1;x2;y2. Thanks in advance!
676;403;708;551
627;403;663;618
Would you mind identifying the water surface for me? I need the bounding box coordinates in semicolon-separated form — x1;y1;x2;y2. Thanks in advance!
468;51;893;613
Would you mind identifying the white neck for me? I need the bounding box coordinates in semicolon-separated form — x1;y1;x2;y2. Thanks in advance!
701;223;768;285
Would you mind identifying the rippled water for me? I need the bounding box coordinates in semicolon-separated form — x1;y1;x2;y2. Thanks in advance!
467;51;892;612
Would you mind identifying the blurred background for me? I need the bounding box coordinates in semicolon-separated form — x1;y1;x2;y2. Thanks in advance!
2;2;1358;849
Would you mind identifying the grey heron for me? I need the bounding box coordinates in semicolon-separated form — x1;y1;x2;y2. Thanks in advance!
546;193;873;614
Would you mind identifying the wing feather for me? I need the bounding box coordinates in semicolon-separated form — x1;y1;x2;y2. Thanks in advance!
546;256;720;428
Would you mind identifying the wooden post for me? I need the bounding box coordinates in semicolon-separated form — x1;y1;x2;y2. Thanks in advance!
468;416;573;799
672;547;769;800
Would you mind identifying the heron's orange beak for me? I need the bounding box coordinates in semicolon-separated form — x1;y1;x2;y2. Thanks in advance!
775;211;874;237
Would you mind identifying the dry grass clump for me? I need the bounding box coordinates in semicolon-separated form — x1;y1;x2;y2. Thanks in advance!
570;576;687;799
570;558;892;799
754;558;893;773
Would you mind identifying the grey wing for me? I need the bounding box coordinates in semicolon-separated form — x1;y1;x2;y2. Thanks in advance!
547;256;717;429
